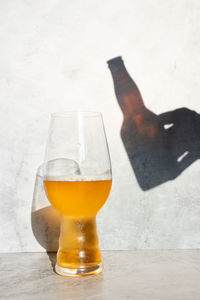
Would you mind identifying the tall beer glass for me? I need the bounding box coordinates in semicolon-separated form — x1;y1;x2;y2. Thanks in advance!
43;112;112;276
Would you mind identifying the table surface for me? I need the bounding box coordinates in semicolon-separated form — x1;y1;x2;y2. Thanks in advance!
0;250;200;300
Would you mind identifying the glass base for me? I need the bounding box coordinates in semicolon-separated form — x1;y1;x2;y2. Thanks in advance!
55;263;103;277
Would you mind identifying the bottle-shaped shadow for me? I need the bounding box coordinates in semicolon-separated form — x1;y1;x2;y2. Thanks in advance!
108;56;200;191
31;165;61;268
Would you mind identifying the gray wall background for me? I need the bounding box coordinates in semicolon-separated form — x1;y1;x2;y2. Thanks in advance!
0;0;200;252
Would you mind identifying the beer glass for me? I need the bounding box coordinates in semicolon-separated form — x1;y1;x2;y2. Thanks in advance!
43;112;112;276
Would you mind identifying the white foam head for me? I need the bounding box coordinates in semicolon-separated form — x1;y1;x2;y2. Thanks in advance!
43;158;112;181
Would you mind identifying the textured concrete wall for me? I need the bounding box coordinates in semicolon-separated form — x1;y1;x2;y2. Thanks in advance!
1;0;200;252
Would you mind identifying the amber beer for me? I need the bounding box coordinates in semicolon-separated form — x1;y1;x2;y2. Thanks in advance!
43;177;112;275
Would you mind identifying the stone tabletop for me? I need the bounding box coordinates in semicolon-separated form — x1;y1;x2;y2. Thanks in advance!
0;250;200;300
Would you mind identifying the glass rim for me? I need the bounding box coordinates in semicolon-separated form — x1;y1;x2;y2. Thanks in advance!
51;111;103;118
